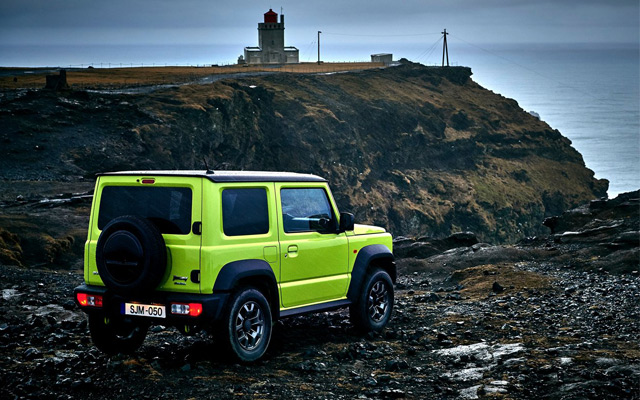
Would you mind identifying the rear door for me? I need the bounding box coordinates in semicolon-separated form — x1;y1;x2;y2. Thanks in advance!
87;175;202;293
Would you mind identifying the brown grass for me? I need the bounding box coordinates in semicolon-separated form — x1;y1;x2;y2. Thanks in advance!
0;62;384;90
449;264;554;300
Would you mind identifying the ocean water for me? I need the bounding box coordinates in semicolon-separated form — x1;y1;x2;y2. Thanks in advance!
447;43;639;198
1;42;638;197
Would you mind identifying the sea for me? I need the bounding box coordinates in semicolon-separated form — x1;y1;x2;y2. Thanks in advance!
1;41;638;197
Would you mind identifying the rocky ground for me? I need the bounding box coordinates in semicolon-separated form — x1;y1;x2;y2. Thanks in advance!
0;258;638;399
0;192;638;399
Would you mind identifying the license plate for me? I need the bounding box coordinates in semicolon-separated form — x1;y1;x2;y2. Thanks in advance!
123;303;166;319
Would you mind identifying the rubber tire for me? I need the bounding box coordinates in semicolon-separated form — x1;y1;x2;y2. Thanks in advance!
350;268;394;333
218;288;272;362
88;314;148;355
96;215;167;294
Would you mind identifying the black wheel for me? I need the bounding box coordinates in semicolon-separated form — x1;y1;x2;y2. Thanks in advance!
88;314;148;355
95;215;167;294
219;288;272;362
350;268;394;333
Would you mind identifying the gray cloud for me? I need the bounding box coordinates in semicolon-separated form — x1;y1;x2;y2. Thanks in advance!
0;0;637;46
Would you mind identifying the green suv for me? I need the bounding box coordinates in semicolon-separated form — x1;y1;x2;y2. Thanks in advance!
74;170;395;361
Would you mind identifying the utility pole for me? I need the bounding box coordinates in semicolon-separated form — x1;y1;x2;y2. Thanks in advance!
441;28;449;67
317;31;322;64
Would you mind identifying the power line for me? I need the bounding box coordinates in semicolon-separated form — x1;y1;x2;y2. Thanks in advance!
322;32;441;38
415;36;443;63
449;33;599;100
302;40;317;62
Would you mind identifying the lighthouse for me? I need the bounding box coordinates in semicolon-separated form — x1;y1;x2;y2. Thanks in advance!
243;9;299;65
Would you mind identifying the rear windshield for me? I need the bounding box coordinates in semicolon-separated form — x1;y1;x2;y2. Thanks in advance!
98;186;193;235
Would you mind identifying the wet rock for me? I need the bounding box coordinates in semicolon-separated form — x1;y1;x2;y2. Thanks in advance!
380;388;405;398
302;348;327;358
385;359;409;371
442;366;489;382
291;361;328;373
393;232;478;259
365;377;378;386
446;292;462;300
559;357;574;365
492;282;504;293
33;304;84;324
458;385;481;399
595;357;621;367
23;347;41;360
483;385;508;394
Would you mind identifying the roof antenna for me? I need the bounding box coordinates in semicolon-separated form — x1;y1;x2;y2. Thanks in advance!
203;157;214;174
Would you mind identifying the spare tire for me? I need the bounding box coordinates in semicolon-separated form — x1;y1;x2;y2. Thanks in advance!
96;215;167;294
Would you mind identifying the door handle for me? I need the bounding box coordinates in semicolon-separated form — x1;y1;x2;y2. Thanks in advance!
287;245;298;253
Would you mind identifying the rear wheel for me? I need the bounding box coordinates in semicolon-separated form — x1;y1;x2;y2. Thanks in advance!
350;268;394;333
218;288;272;362
88;314;148;355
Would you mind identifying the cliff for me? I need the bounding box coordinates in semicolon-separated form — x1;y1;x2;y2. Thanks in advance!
0;62;607;247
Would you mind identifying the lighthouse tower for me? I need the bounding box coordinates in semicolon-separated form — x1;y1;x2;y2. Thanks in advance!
244;9;299;65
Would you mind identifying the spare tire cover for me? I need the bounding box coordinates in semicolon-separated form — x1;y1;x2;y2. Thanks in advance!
96;215;167;293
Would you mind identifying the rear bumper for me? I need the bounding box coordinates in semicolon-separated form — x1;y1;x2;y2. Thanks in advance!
74;284;229;326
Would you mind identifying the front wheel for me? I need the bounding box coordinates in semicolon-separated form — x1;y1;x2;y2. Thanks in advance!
219;288;272;362
88;314;148;355
350;268;394;333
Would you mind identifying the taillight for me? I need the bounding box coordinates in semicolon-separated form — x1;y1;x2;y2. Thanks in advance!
77;293;103;307
141;179;155;184
171;303;203;317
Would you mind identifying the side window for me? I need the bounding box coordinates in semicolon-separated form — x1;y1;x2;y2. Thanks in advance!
222;188;269;236
281;188;336;233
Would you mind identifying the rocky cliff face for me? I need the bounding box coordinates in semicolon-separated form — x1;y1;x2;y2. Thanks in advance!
0;62;607;243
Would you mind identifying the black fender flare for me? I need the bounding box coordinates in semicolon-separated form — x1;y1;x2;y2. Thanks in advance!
347;244;395;303
213;259;280;318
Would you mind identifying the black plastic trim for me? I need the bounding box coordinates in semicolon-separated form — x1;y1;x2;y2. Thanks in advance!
190;270;200;283
192;221;202;235
74;284;229;323
213;259;280;318
279;299;352;318
213;259;276;291
347;244;395;302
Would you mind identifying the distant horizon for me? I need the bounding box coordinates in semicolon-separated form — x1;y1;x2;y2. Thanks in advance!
0;41;637;69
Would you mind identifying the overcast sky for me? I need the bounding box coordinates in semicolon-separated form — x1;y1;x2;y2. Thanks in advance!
1;0;638;47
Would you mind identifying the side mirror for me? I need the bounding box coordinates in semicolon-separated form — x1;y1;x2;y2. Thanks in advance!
338;212;355;233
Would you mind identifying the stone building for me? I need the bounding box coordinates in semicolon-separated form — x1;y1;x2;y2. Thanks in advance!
243;9;299;65
371;53;393;65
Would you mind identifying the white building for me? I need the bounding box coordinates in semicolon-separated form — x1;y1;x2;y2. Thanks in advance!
371;53;393;65
243;9;299;65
